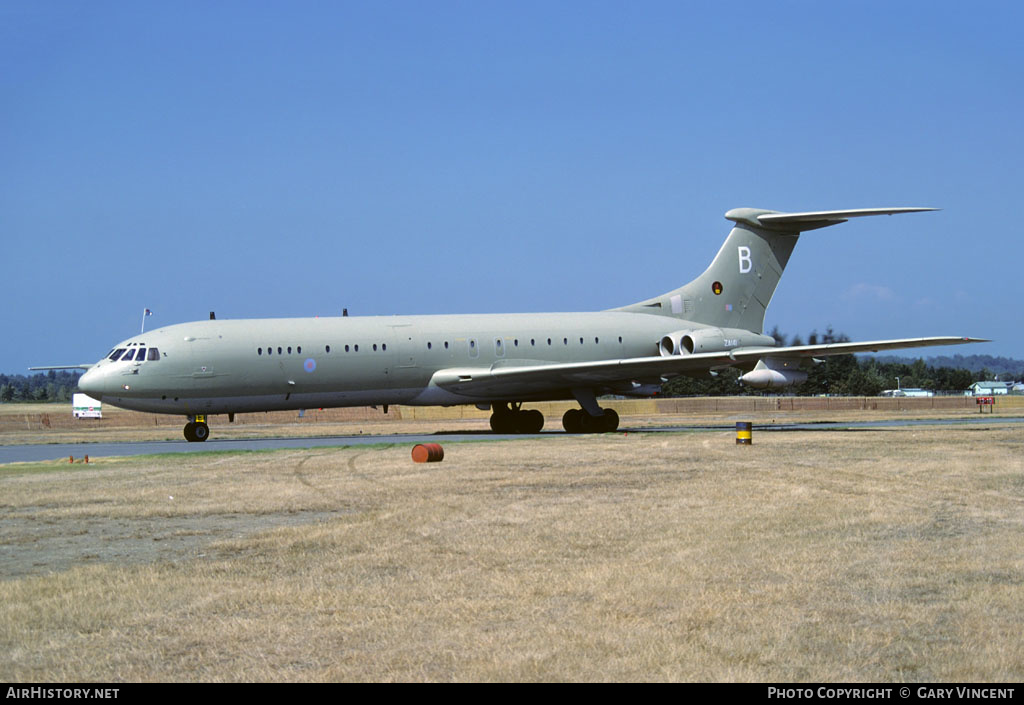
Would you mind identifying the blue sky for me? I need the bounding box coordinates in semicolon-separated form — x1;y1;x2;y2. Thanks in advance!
2;1;1020;373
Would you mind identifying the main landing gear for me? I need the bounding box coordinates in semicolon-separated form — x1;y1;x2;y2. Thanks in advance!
489;402;545;434
561;407;619;433
183;415;209;442
561;387;619;433
487;401;620;434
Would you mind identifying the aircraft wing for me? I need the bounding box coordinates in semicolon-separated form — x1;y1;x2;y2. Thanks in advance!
430;336;987;398
28;365;94;371
720;336;988;362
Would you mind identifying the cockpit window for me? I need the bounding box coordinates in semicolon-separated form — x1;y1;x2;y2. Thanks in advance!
135;348;146;361
147;348;160;361
109;348;126;361
121;349;136;362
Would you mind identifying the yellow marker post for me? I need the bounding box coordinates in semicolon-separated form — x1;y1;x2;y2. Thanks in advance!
736;421;752;445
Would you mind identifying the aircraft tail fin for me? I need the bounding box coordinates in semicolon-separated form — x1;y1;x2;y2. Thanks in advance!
613;207;936;334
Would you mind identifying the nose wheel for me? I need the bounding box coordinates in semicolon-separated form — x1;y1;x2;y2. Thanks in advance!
183;418;210;442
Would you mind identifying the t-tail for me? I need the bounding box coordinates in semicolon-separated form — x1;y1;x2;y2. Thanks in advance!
613;207;938;336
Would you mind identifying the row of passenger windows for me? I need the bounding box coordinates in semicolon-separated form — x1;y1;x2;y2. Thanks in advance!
257;343;390;356
107;347;160;362
470;336;624;349
258;345;306;356
491;336;622;347
256;336;625;356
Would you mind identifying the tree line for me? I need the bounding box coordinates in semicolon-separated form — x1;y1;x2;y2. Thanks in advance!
870;353;1023;381
0;370;82;403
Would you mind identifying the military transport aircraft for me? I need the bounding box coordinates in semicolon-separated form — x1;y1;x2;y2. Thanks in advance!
36;207;985;441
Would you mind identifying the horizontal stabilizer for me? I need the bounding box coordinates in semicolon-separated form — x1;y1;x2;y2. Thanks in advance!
726;207;938;232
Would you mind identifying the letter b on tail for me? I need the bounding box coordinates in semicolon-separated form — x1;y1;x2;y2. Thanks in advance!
738;246;752;274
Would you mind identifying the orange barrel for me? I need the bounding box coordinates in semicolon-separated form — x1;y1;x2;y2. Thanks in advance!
411;443;444;463
736;421;752;445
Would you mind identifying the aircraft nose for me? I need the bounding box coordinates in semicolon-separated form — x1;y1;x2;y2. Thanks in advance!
78;367;107;400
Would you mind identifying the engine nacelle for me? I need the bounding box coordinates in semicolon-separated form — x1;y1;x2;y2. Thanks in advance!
658;327;776;356
739;358;808;389
658;331;690;356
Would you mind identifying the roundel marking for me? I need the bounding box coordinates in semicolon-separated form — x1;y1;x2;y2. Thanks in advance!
712;281;723;295
304;358;317;373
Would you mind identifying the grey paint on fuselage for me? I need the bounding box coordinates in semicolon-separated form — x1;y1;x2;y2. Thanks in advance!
82;311;690;415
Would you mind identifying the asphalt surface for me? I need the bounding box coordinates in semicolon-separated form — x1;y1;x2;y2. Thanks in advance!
2;416;1023;464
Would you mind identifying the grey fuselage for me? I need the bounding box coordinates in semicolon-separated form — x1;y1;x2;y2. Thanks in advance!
79;311;712;415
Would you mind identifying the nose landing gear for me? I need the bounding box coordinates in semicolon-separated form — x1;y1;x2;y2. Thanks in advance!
183;415;210;442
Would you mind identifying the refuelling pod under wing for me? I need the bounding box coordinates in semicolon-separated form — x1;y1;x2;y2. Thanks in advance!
740;358;809;389
658;327;777;357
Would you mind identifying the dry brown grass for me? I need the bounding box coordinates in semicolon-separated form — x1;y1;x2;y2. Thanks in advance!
1;425;1022;682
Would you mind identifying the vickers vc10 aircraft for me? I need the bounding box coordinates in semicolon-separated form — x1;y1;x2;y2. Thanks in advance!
39;207;985;441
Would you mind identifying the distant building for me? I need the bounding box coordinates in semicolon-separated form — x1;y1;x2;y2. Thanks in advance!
880;388;934;397
967;381;1012;396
